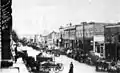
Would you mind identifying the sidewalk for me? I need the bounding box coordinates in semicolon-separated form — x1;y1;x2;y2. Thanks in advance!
13;58;29;73
0;58;29;73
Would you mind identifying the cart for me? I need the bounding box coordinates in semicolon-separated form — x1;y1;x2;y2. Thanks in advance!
96;59;109;72
40;61;64;73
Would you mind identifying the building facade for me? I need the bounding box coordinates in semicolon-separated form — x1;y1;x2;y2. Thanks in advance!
59;26;65;47
58;22;120;59
65;22;106;56
1;0;12;61
104;24;120;60
64;25;76;49
76;22;93;52
92;23;106;58
46;31;59;48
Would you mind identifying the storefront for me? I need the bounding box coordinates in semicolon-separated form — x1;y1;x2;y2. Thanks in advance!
64;39;70;48
69;39;76;49
76;39;83;49
105;24;120;60
93;35;105;58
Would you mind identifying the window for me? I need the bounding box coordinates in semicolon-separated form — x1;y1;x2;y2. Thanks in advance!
101;46;103;53
97;46;100;53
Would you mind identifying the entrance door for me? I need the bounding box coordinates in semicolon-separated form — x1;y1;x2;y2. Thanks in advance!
95;42;105;58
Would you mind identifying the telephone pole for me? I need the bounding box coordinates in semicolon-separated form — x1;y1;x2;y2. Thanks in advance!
82;22;85;52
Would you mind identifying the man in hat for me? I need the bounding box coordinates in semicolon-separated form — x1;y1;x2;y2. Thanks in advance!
69;62;74;73
14;44;18;63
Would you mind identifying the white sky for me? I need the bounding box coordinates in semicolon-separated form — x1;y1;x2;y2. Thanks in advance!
12;0;120;37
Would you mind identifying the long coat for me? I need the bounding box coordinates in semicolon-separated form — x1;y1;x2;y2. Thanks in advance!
69;63;74;73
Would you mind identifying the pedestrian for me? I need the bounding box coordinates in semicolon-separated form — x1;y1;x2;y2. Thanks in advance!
14;44;18;63
69;62;74;73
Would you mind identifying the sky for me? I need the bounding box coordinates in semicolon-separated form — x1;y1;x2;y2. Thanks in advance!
12;0;120;37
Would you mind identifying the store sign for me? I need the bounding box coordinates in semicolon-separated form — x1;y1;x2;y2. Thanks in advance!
94;35;104;42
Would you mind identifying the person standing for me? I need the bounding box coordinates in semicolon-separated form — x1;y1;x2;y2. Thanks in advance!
14;44;18;63
69;62;74;73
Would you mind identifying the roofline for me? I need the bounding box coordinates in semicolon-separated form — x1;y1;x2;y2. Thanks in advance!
105;24;120;28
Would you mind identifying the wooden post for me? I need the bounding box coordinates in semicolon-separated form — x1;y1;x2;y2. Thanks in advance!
82;22;85;52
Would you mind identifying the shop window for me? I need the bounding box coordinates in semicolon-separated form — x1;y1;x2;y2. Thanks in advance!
97;46;100;53
101;47;103;53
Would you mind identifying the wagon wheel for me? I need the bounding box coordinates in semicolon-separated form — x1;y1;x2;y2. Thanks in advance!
42;66;51;72
54;66;60;73
58;63;64;71
54;63;64;72
40;66;45;71
27;66;32;72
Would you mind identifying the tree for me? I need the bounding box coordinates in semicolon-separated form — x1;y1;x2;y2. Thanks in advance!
20;37;28;46
11;30;19;43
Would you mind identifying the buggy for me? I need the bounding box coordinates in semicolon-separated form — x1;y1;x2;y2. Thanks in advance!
40;61;64;73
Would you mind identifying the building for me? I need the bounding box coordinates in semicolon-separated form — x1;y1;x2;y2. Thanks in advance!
1;0;12;67
59;26;65;47
43;36;47;43
39;35;45;43
76;22;108;57
54;32;60;46
46;31;58;47
76;22;93;52
58;22;118;58
64;24;76;49
104;23;120;60
1;0;12;60
34;34;41;44
92;22;106;58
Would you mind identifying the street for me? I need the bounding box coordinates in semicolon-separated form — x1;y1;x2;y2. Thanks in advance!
25;46;108;73
55;55;108;73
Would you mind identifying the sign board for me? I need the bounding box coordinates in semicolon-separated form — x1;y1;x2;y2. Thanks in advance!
94;35;104;42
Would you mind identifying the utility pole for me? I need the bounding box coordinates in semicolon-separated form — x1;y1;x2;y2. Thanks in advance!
82;22;85;52
115;32;119;61
103;25;106;58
